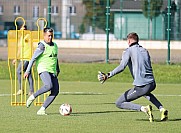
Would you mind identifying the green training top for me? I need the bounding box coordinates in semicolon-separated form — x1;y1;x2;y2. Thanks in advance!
36;41;58;74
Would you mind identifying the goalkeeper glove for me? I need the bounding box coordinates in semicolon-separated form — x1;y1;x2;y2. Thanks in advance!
97;71;110;84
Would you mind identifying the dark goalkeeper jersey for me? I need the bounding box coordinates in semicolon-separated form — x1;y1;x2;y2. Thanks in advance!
109;43;155;86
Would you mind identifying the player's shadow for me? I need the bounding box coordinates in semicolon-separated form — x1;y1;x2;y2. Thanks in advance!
53;102;115;106
136;118;181;122
168;118;181;121
73;102;115;105
72;110;135;116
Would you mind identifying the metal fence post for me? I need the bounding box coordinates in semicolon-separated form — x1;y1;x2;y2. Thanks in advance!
167;0;171;64
148;0;150;40
106;0;110;63
92;0;95;40
120;0;123;40
48;0;51;27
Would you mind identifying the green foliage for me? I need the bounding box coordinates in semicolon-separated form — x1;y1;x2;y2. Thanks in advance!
142;0;163;20
78;23;85;34
0;80;181;132
82;0;115;33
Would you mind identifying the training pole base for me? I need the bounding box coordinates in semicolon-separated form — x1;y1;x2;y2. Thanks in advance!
34;102;43;106
11;102;26;106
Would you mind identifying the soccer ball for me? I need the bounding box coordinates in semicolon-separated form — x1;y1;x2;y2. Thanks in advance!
59;103;72;116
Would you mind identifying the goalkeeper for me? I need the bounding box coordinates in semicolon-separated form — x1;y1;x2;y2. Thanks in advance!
98;32;168;122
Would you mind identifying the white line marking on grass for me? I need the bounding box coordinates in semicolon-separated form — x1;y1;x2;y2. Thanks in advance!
0;93;180;97
0;94;11;96
0;92;104;97
60;92;104;95
155;94;181;97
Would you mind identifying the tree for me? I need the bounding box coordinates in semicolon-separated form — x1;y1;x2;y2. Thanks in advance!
142;0;163;39
78;23;85;37
81;0;115;33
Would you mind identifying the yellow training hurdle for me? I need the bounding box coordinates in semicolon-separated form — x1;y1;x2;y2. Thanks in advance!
8;17;49;106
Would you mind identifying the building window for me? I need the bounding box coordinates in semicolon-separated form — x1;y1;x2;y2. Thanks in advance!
52;5;58;15
33;6;39;18
14;5;20;15
0;5;3;15
69;6;76;16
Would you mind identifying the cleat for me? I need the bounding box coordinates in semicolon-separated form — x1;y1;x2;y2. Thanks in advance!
37;110;47;115
161;109;168;121
145;105;154;122
26;94;35;108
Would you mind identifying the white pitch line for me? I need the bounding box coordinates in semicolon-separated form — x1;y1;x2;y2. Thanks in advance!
0;94;11;96
155;94;181;97
0;92;104;97
60;92;103;95
0;93;180;97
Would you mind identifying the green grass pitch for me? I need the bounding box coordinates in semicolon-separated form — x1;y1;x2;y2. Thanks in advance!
0;80;180;133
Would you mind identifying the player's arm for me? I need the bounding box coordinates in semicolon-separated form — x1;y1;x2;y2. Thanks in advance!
24;42;45;78
109;49;130;77
98;49;130;84
56;59;60;76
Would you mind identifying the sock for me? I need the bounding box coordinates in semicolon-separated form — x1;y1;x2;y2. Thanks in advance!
141;106;147;112
29;94;35;100
160;107;165;112
39;106;45;111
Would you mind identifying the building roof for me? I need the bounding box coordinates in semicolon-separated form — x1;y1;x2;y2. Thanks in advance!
111;0;168;12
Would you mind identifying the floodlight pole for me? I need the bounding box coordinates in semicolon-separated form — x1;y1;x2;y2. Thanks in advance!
48;0;51;27
106;0;110;63
167;0;171;65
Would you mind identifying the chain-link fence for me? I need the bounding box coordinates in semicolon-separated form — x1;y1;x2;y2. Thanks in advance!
0;0;180;41
113;0;181;40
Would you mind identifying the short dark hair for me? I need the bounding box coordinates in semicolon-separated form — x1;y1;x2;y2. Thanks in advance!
127;32;139;42
44;27;53;33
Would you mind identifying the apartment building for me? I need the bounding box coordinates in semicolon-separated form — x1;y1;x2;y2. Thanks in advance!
0;0;84;39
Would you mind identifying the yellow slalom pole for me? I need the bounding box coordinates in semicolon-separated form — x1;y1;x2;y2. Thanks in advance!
8;42;13;105
13;17;25;106
36;18;47;41
35;18;47;106
24;77;27;105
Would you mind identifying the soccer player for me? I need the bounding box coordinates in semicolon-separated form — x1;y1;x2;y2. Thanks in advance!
24;27;60;115
12;25;34;96
98;32;168;122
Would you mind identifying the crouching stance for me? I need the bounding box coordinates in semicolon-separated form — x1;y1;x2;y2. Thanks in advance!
98;32;168;122
24;28;60;115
